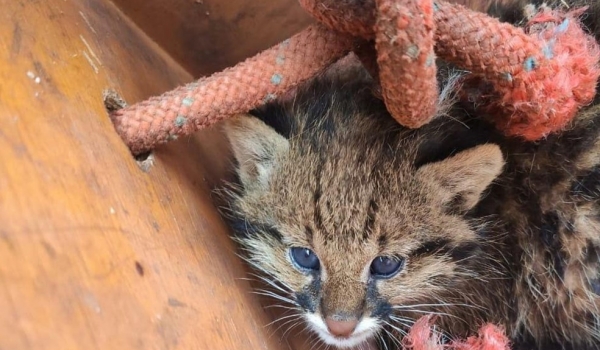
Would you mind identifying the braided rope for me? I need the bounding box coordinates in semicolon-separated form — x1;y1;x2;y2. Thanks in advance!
109;0;599;155
110;25;354;155
436;3;600;140
296;0;375;38
374;0;438;128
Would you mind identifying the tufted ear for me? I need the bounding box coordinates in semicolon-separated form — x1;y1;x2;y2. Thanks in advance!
416;144;505;213
222;114;289;190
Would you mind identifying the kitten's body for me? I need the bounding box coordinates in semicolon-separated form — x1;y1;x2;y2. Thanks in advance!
219;2;600;349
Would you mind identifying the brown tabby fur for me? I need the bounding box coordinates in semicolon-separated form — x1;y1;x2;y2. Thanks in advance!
218;1;600;349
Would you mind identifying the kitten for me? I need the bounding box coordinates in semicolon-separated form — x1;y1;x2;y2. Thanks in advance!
218;1;600;349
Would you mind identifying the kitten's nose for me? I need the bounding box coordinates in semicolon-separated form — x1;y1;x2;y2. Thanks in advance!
325;317;358;338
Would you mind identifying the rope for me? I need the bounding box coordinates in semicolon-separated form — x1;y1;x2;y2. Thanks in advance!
109;0;600;155
110;25;354;155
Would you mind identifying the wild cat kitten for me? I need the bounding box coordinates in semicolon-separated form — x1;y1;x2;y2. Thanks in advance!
219;1;600;349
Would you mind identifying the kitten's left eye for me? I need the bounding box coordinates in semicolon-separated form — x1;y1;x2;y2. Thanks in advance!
290;247;320;271
370;256;404;278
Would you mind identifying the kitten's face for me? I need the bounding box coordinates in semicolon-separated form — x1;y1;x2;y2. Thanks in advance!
222;114;503;348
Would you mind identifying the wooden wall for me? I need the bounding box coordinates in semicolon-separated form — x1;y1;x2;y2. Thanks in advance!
110;0;314;77
0;0;312;349
0;0;503;349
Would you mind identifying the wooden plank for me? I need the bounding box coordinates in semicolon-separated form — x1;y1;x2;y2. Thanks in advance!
110;0;314;77
0;0;300;349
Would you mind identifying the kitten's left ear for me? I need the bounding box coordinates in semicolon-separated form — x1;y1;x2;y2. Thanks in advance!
416;144;504;212
222;114;289;190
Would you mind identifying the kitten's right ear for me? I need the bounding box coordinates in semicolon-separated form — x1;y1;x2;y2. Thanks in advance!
222;114;289;190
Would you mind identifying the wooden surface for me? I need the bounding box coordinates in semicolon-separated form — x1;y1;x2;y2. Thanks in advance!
110;0;314;77
0;0;308;349
107;0;510;79
0;0;508;349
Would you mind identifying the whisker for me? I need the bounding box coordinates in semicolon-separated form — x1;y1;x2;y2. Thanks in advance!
394;308;460;319
252;290;297;305
266;312;303;327
248;272;294;294
389;315;416;325
307;332;321;350
381;326;402;349
274;315;304;336
392;302;479;309
264;304;299;311
384;320;408;337
311;333;321;347
388;317;416;336
282;319;304;339
377;333;390;350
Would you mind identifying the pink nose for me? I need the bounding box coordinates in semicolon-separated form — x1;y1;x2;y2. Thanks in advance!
325;317;358;338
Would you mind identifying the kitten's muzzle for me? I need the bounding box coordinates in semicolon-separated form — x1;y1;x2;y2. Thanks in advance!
325;317;358;338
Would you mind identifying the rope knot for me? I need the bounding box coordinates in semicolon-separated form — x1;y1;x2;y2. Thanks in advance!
468;5;600;140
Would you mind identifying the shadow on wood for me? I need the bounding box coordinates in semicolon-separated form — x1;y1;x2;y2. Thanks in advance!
0;0;506;349
110;0;314;77
0;0;313;349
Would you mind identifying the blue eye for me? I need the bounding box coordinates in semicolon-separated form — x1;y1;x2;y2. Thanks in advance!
370;256;404;278
290;247;320;271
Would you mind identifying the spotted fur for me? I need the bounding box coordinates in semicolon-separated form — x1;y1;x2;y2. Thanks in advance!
218;2;600;349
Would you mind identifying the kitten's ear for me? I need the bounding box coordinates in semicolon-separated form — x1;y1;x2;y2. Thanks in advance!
223;114;289;190
417;144;504;212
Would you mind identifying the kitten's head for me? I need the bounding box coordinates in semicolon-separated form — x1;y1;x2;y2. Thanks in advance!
220;72;504;348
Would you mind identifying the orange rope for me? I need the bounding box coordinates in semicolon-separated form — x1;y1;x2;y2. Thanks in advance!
109;0;599;155
435;4;600;140
373;0;438;128
110;25;355;155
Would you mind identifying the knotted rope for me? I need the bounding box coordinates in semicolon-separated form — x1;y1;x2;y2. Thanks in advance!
109;0;600;155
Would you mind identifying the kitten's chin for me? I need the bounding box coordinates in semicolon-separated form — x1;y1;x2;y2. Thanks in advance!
305;313;380;349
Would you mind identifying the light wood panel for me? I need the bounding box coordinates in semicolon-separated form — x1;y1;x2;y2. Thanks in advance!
0;0;302;349
0;0;513;349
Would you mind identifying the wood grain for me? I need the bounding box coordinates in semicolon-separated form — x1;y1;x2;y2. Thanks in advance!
110;0;314;77
0;0;301;349
0;0;520;349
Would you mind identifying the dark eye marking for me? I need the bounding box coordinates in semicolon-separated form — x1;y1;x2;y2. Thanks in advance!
295;291;317;312
290;247;320;271
296;275;321;312
227;215;282;241
370;256;405;279
313;162;325;231
305;225;314;239
412;239;451;257
412;239;480;262
363;199;379;240
448;242;480;262
371;300;392;318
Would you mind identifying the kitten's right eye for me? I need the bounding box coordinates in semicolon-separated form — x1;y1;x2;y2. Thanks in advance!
290;247;320;271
